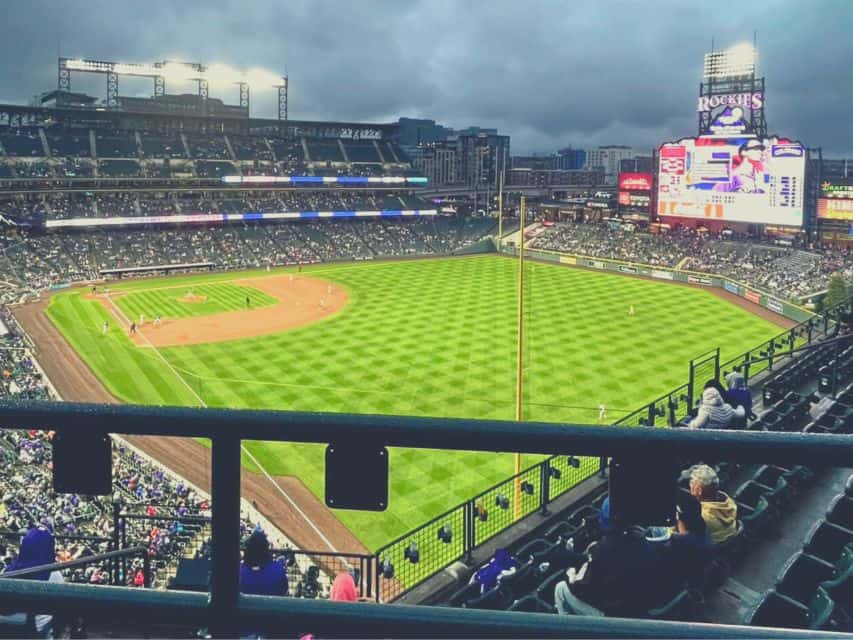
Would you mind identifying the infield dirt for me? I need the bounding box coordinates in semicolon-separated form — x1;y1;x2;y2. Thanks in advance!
12;288;368;555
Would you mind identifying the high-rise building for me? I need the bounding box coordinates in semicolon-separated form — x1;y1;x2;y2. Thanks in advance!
511;155;559;170
412;141;458;186
584;145;637;183
557;147;586;170
619;156;654;174
455;133;510;188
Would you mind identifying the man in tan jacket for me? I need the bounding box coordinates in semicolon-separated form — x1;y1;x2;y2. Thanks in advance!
688;464;738;544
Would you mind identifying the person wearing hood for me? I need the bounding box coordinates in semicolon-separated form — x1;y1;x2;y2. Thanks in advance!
688;465;738;544
0;524;63;637
239;529;288;597
725;372;755;428
686;386;745;430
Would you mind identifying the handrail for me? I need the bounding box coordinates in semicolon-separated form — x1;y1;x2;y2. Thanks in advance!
1;400;851;465
0;580;846;639
0;546;147;580
0;402;851;635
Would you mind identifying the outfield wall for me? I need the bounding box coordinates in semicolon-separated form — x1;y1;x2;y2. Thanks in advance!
500;246;814;324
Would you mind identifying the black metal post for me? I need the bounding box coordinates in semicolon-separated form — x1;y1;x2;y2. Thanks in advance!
209;434;241;637
714;347;721;381
832;338;840;399
463;501;473;564
112;502;120;585
539;462;550;517
143;551;151;589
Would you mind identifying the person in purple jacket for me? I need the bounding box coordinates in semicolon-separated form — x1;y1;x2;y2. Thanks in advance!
239;528;288;597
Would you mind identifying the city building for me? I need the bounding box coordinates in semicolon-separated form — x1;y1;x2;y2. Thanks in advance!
557;147;586;170
584;145;637;183
412;141;458;186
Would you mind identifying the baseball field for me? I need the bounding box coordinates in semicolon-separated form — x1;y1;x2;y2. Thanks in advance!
43;255;785;550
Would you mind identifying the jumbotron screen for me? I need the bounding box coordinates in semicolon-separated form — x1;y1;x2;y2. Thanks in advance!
657;136;805;226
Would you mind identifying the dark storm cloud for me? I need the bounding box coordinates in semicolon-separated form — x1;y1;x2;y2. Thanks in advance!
0;0;849;155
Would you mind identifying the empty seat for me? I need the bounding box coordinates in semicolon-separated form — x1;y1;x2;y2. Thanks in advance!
741;497;772;539
827;496;853;530
776;553;836;604
805;521;853;565
446;582;481;608
748;590;810;629
646;589;702;621
462;585;512;610
507;594;556;614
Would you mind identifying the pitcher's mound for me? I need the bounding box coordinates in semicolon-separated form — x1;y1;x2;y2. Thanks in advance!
178;293;208;304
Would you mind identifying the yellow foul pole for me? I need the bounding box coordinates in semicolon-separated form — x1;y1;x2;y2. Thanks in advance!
497;170;504;252
514;196;526;520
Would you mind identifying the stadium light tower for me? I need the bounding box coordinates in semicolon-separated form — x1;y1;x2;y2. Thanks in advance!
703;42;756;80
698;40;766;138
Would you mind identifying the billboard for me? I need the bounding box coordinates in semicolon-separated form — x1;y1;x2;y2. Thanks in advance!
619;172;653;191
818;181;853;221
657;135;805;226
818;198;853;220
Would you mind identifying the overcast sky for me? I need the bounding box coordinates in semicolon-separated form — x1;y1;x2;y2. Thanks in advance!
0;0;850;156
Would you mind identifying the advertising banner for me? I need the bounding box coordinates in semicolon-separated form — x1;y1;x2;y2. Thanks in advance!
745;290;761;304
618;191;631;206
818;198;853;220
589;260;606;269
618;172;653;191
767;299;784;314
651;270;673;280
618;265;638;274
687;275;713;285
657;135;805;226
559;255;576;265
724;281;739;294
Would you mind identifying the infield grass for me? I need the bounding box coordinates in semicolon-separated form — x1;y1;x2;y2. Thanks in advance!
114;282;277;320
47;255;784;550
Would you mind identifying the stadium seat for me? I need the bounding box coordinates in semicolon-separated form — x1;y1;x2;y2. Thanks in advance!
775;552;836;605
498;561;544;600
515;538;551;562
507;594;556;614
646;588;702;621
535;570;567;607
747;590;810;629
462;585;512;610
827;495;853;530
740;496;772;539
544;521;580;545
446;582;481;608
804;520;853;565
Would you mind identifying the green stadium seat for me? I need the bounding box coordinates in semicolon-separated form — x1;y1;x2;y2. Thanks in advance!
740;496;772;539
748;590;810;629
804;521;853;565
827;495;853;530
775;552;835;605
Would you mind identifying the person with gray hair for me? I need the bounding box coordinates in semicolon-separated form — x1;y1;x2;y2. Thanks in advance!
688;464;738;544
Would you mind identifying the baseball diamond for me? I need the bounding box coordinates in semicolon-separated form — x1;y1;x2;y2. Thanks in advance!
41;255;785;550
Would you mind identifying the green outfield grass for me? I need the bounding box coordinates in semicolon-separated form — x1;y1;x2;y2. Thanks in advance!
113;282;277;321
46;255;784;550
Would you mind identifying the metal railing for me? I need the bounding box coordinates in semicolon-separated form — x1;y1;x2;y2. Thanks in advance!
0;401;851;637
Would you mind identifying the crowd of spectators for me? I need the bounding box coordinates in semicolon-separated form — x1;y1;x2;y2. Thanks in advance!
0;215;496;298
1;127;412;182
531;221;853;301
0;307;307;598
0;190;432;221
